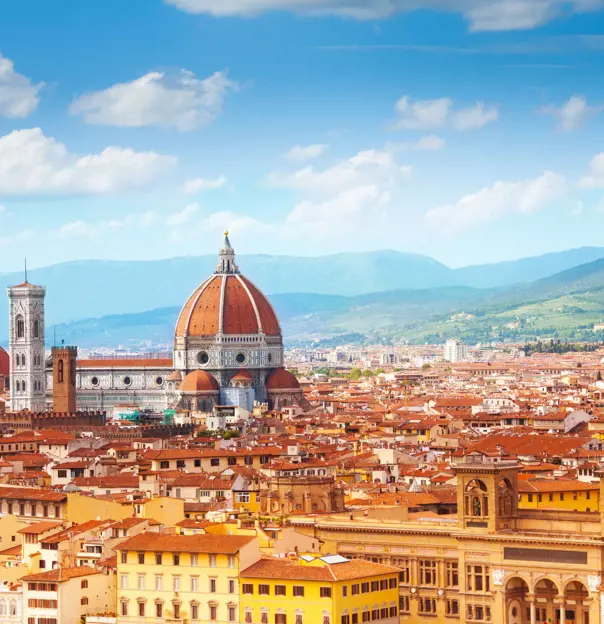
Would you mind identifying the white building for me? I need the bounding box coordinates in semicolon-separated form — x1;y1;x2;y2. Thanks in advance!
7;280;46;411
443;339;469;363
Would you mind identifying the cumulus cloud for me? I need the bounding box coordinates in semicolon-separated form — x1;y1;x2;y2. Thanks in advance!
166;202;200;226
0;128;175;197
267;148;411;194
412;135;446;151
182;175;227;194
579;153;604;188
426;171;566;232
70;69;237;131
164;0;600;31
284;143;328;161
0;54;43;118
542;95;602;132
393;96;498;131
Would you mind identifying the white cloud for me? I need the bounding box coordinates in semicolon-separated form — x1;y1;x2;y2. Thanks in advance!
412;135;446;151
166;202;200;226
182;175;227;194
0;54;42;118
0;128;175;197
284;144;328;161
70;70;237;131
58;220;98;239
394;96;498;131
579;153;604;188
542;95;602;131
426;171;566;232
165;0;600;31
266;148;411;194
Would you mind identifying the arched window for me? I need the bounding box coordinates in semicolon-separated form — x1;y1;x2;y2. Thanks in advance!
9;600;16;616
15;354;20;367
22;381;26;393
58;360;64;383
15;381;20;393
33;318;40;338
16;315;24;339
21;354;26;367
0;599;6;616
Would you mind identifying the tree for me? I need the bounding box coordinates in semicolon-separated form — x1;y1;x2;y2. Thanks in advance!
361;369;374;377
349;368;362;380
597;371;602;382
421;363;431;370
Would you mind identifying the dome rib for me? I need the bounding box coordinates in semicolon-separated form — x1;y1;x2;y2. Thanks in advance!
235;274;263;334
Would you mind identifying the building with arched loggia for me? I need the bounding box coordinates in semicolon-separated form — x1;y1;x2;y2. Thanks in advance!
292;451;604;624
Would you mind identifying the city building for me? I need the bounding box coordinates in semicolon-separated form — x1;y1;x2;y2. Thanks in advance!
443;339;469;363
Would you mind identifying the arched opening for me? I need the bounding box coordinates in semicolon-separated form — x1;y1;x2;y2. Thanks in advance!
58;359;64;383
505;577;529;624
33;318;40;338
16;315;24;339
563;580;590;624
534;578;560;624
499;478;515;517
465;479;489;518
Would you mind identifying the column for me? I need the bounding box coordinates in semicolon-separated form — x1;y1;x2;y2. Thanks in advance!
529;597;536;624
560;602;566;624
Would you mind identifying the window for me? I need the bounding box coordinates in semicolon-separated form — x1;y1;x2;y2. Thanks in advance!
191;576;199;592
445;561;459;587
389;577;397;589
467;605;491;621
242;583;254;595
138;602;145;617
229;579;236;593
293;586;304;597
228;555;235;568
229;606;237;622
341;616;350;624
137;574;145;590
399;596;410;614
120;601;128;617
120;552;127;564
173;554;180;566
275;584;286;596
210;578;217;593
275;615;287;624
155;553;162;565
361;582;369;593
58;360;64;383
380;579;388;590
560;493;565;501
259;584;270;595
81;597;89;605
209;604;217;621
16;316;24;339
211;458;220;467
320;587;332;598
160;461;169;469
466;565;491;593
419;559;438;586
58;470;67;479
236;492;251;503
176;460;185;469
446;599;459;616
370;580;379;592
138;552;145;564
120;574;128;589
342;586;348;597
191;603;199;620
389;606;397;618
34;319;40;338
549;493;554;501
295;614;303;624
245;610;253;624
173;603;181;619
528;494;533;502
209;554;217;567
81;579;88;589
351;584;359;595
173;576;180;591
261;612;269;624
419;597;437;614
156;603;163;618
155;575;163;591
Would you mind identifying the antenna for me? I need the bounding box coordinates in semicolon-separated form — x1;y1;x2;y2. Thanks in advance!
53;326;56;348
24;258;28;283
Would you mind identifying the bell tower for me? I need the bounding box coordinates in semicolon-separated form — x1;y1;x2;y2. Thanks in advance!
51;345;77;413
7;278;47;412
453;452;521;532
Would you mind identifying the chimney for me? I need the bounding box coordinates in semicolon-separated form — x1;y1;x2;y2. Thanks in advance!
52;346;78;413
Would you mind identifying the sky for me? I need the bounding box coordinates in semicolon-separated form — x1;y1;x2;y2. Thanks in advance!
2;0;604;271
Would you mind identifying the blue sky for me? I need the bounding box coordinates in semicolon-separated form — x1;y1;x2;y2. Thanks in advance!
2;0;604;271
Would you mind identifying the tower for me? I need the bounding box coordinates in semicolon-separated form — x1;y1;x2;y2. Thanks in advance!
51;345;77;413
7;279;46;411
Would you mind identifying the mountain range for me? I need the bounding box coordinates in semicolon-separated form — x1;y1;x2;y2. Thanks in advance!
4;246;604;347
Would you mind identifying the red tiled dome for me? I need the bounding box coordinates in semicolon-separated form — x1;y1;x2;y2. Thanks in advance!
179;370;219;393
0;347;8;377
266;368;300;391
231;370;253;382
175;274;281;338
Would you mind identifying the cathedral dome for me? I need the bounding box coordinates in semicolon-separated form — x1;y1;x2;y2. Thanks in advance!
175;233;280;339
179;369;219;393
0;346;9;377
266;368;300;391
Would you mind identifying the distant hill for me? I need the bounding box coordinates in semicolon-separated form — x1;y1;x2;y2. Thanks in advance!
3;245;604;346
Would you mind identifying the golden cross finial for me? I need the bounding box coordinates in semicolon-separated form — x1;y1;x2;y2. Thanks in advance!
224;229;229;237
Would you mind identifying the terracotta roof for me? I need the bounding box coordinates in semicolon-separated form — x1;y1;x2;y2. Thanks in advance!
21;565;101;582
116;532;255;554
241;557;400;581
266;368;301;391
175;273;280;338
179;370;220;393
17;521;63;535
0;486;66;502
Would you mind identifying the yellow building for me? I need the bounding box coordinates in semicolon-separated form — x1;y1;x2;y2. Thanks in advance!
239;554;400;624
518;480;600;512
115;532;260;624
292;453;604;624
